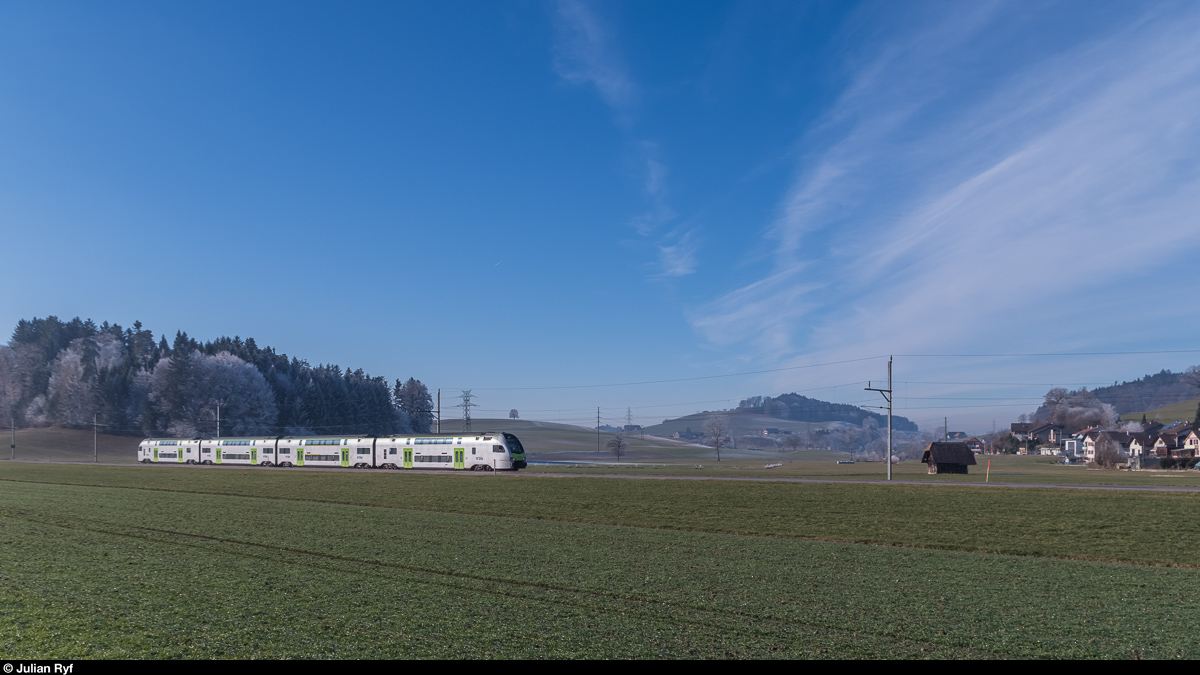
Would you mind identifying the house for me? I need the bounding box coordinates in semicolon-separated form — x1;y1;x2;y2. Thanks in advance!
921;442;977;474
1153;422;1195;458
1010;423;1034;439
963;437;985;454
1185;430;1200;456
1096;431;1139;460
947;431;968;440
762;428;780;435
1126;433;1155;458
1029;423;1065;444
1081;431;1100;459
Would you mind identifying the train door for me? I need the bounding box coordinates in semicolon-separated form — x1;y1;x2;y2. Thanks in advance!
297;449;305;467
216;448;222;464
251;448;258;464
153;447;158;462
403;448;413;469
453;448;465;469
340;449;349;467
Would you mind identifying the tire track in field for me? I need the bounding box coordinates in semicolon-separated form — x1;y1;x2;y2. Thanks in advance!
0;509;979;658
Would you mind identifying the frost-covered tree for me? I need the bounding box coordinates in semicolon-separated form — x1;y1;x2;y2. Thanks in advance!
46;343;92;427
150;351;278;437
394;378;433;433
0;346;21;422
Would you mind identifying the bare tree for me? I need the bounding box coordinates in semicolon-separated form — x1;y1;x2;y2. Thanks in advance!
703;413;731;461
509;409;519;419
1094;434;1123;469
784;433;803;452
1183;365;1200;394
606;433;627;461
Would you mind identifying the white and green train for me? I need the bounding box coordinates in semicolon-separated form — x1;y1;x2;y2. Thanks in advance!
137;433;527;471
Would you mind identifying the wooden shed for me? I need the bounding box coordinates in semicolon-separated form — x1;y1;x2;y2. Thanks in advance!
921;442;977;474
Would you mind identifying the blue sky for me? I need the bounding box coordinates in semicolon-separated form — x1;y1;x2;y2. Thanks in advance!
3;1;1199;433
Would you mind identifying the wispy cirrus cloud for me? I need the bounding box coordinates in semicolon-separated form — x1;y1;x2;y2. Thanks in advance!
690;2;1200;425
655;227;697;278
551;0;636;121
551;0;692;275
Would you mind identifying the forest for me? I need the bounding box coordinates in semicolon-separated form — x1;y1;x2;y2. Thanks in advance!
0;316;434;438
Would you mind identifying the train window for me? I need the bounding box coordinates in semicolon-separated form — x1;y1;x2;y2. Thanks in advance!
389;448;397;455
493;445;505;453
280;448;291;455
357;448;370;454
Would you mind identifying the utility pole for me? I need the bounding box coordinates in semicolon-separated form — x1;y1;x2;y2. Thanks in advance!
866;356;894;481
597;407;601;453
12;414;16;460
945;417;948;442
437;389;441;434
217;404;221;440
94;413;98;463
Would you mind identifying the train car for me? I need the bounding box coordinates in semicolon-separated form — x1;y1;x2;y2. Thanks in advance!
138;438;201;464
268;436;375;468
138;431;527;470
198;437;279;465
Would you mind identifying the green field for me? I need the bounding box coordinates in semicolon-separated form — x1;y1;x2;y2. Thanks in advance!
5;462;1200;658
18;425;1200;489
1121;397;1200;425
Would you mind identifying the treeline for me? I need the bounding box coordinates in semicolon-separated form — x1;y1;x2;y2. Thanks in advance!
1023;367;1200;427
737;392;919;432
1086;368;1199;414
0;316;435;438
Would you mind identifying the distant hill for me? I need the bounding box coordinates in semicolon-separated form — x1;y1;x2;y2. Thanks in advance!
736;393;918;432
1030;368;1200;419
640;410;861;441
1088;369;1199;414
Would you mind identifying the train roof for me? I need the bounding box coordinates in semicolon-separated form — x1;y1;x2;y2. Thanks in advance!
143;432;516;442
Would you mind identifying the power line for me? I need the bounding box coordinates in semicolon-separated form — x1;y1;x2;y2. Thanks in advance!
897;381;1114;386
897;349;1200;357
452;356;886;391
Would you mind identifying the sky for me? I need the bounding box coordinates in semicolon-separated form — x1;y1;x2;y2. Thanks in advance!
2;0;1199;433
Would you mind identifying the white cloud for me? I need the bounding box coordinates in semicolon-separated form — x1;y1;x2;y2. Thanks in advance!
656;229;697;278
690;4;1200;427
551;1;689;276
552;0;636;120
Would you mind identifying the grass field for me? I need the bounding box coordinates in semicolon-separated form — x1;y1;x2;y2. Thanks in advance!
17;425;1200;489
5;461;1200;658
1121;397;1200;425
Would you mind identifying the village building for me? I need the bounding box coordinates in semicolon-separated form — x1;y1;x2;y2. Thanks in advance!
1010;423;1034;440
921;442;977;474
1029;423;1065;444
